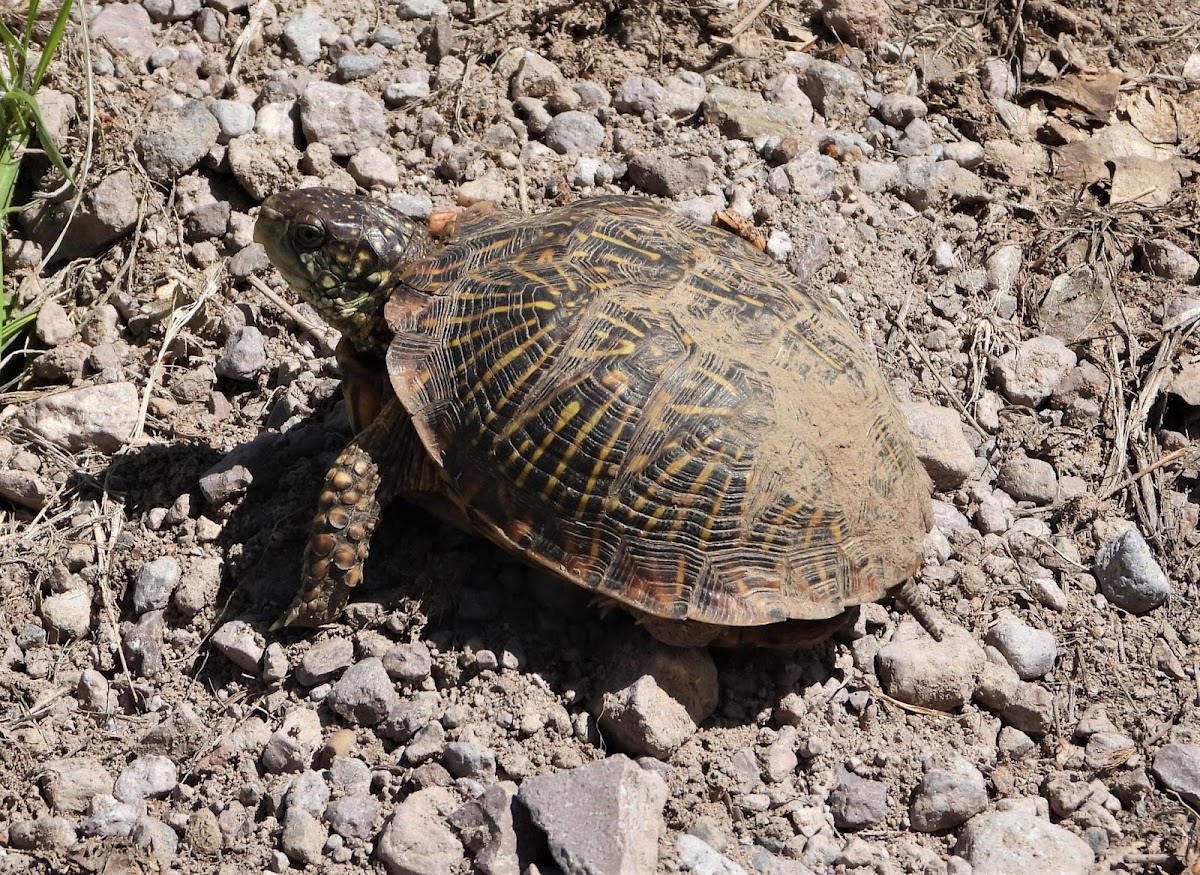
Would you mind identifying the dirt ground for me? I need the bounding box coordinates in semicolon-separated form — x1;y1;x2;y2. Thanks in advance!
2;0;1200;872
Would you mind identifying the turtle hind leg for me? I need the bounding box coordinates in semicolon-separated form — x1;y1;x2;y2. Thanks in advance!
270;441;382;631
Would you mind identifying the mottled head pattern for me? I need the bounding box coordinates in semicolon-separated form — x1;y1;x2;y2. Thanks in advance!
254;187;432;355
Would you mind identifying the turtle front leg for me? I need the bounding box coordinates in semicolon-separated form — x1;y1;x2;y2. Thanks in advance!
271;400;448;631
270;439;382;630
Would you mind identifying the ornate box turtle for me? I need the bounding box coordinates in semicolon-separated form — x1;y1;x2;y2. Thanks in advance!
254;188;936;647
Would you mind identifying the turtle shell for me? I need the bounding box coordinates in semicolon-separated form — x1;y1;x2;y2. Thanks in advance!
382;195;931;629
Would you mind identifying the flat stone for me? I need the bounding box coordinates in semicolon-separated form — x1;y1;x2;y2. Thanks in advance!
296;637;355;686
1152;743;1200;805
955;810;1094;874
518;755;667;875
39;758;114;814
828;769;887;831
17;382;139;453
703;85;808;141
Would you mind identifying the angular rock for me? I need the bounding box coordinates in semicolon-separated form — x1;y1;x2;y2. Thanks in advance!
677;833;748;875
595;639;718;758
326;657;399;726
900;401;976;489
1142;239;1199;282
449;782;522;875
1152;743;1200;805
215;326;267;380
822;0;891;48
23;171;146;264
519;755;667;874
281;807;326;866
377;787;463;875
324;793;380;840
114;755;178;802
828;769;887;831
798;59;867;118
985;620;1057;680
300;82;386;157
133;556;179;614
40;588;93;640
134;100;220;183
262;707;322;773
211;620;265;673
626;152;714;197
909;756;988;831
91;3;156;66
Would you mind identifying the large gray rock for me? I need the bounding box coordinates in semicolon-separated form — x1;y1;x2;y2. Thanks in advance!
877;624;985;711
1093;528;1171;613
955;810;1094;874
134;100;220;183
377;787;463;875
518;755;667;875
1152;743;1200;806
17;382;139;452
300;82;386;156
594;637;718;758
900;401;976;489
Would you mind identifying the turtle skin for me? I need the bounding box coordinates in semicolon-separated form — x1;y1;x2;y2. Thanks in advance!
254;188;938;647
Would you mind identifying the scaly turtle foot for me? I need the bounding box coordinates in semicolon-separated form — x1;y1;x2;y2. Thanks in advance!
271;444;381;631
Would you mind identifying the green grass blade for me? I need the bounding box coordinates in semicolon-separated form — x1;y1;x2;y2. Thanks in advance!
33;0;74;89
6;88;73;184
0;21;24;85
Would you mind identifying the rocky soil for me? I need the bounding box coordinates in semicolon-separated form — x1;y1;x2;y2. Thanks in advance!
2;0;1200;872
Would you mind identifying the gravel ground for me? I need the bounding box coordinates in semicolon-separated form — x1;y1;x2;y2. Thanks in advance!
2;0;1200;873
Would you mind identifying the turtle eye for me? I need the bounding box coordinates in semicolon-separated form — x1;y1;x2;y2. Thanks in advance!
292;220;326;251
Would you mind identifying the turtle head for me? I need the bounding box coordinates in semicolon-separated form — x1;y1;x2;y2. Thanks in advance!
254;187;432;354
